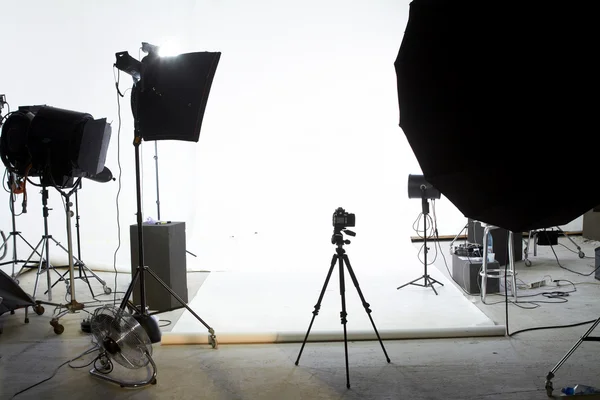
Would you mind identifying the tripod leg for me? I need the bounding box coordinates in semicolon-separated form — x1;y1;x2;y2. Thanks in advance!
338;254;351;389
343;254;391;363
295;254;337;366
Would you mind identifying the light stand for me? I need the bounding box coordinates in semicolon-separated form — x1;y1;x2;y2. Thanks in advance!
397;175;444;295
295;225;391;389
0;172;42;278
14;185;60;303
118;135;217;346
0;104;113;333
29;181;85;334
46;180;112;298
115;44;221;347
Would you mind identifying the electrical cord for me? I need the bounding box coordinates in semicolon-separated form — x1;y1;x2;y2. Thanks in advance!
10;345;99;399
508;319;597;337
112;65;126;306
159;319;172;328
413;209;438;266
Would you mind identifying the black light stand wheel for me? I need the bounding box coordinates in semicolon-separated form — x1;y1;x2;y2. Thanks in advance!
34;304;45;315
50;318;64;335
103;286;112;295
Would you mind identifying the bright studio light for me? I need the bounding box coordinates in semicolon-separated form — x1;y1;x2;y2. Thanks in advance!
157;39;183;57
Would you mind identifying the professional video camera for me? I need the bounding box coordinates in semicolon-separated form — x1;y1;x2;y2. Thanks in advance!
332;207;355;230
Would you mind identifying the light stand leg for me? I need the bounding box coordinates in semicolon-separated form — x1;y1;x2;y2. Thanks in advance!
295;254;337;366
556;226;585;258
545;316;600;397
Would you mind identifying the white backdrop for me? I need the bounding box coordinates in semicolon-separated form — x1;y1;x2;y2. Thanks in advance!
0;0;582;273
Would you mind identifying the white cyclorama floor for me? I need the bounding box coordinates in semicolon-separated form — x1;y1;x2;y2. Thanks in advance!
164;235;501;345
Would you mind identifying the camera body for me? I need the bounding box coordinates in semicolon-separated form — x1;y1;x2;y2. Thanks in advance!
332;207;355;230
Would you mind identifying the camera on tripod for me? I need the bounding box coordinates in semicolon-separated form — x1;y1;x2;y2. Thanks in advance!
332;207;355;230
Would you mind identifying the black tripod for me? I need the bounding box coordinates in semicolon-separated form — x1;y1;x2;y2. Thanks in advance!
397;193;443;295
295;228;391;389
118;135;217;348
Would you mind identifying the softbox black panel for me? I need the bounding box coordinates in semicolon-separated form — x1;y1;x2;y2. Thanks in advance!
24;105;112;183
132;51;221;142
0;270;35;316
395;0;599;233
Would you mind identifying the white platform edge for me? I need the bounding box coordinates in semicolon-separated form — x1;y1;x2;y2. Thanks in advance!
160;325;506;345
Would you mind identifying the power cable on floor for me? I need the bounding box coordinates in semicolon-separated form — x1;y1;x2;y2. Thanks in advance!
10;345;99;399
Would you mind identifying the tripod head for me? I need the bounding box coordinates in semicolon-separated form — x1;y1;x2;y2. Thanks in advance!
331;228;356;248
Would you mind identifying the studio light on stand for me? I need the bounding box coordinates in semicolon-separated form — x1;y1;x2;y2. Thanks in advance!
0;104;112;333
397;174;444;295
114;42;220;347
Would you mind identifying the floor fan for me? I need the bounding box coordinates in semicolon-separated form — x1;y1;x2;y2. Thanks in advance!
89;305;157;388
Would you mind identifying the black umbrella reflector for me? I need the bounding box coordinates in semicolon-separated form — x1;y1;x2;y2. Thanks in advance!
0;105;112;187
408;174;440;200
129;51;221;142
395;0;600;232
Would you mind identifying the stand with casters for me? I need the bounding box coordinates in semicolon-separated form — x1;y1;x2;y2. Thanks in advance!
397;190;443;295
27;181;86;334
46;181;112;298
295;222;391;389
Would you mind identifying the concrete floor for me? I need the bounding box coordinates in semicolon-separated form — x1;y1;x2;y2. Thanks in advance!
2;236;600;399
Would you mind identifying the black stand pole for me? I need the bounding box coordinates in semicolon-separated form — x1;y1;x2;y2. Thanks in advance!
152;141;196;258
119;135;217;348
295;229;391;389
396;192;444;295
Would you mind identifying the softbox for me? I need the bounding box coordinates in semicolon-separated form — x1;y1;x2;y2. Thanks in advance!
131;51;221;142
394;0;599;233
